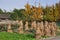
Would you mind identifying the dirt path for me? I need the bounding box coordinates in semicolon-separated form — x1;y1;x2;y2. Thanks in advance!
39;36;60;40
43;36;60;40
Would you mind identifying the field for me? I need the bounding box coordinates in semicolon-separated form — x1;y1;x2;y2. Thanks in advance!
0;32;35;40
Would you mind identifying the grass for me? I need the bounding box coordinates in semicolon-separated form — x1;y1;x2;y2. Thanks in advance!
58;26;60;29
0;32;35;40
41;36;49;38
56;26;60;36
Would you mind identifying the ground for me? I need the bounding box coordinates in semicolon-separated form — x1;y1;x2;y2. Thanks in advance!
41;36;60;40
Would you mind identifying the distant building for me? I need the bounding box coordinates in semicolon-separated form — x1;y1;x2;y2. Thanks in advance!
0;14;10;20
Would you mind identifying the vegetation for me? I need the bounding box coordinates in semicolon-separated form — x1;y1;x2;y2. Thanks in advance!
0;2;60;21
0;32;35;40
56;26;60;36
0;1;60;40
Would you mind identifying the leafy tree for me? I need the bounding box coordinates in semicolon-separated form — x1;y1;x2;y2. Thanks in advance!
43;5;59;22
11;8;19;20
10;12;18;20
37;3;43;21
43;6;51;21
10;8;25;20
19;9;25;20
25;3;43;21
55;2;60;21
0;9;3;14
25;2;31;21
54;5;59;21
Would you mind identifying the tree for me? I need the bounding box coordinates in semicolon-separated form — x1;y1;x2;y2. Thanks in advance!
10;8;19;20
37;3;43;21
55;2;60;21
43;6;51;21
54;5;59;21
0;9;3;14
19;9;25;20
25;3;43;21
43;5;59;22
30;3;43;21
10;8;25;20
25;2;31;21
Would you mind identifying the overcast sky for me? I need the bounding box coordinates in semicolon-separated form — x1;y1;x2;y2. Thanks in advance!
0;0;60;11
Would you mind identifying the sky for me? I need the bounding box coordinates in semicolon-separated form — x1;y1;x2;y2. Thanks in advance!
0;0;60;11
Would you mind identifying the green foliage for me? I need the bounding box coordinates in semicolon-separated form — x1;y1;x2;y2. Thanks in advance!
55;25;60;36
43;5;59;22
0;32;35;40
0;9;3;14
56;26;60;36
19;9;26;20
10;12;18;20
0;2;60;21
55;2;60;21
43;6;52;21
10;8;25;20
41;36;49;38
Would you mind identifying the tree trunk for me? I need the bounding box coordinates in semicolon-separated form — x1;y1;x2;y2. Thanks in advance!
31;21;36;30
31;21;34;30
25;21;29;31
35;22;41;39
44;21;51;36
48;22;52;36
51;22;56;36
40;21;44;36
7;23;12;33
18;20;24;34
33;21;36;30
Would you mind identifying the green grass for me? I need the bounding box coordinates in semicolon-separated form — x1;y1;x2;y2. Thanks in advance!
0;32;35;40
58;26;60;29
41;36;49;38
56;26;60;36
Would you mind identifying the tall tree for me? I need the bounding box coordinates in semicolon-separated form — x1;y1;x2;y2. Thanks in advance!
11;8;19;20
0;9;3;14
25;2;31;21
55;2;60;21
43;6;51;21
19;9;25;20
10;8;25;20
30;3;43;21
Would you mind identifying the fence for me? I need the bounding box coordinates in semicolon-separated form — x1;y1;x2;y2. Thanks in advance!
0;20;57;39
